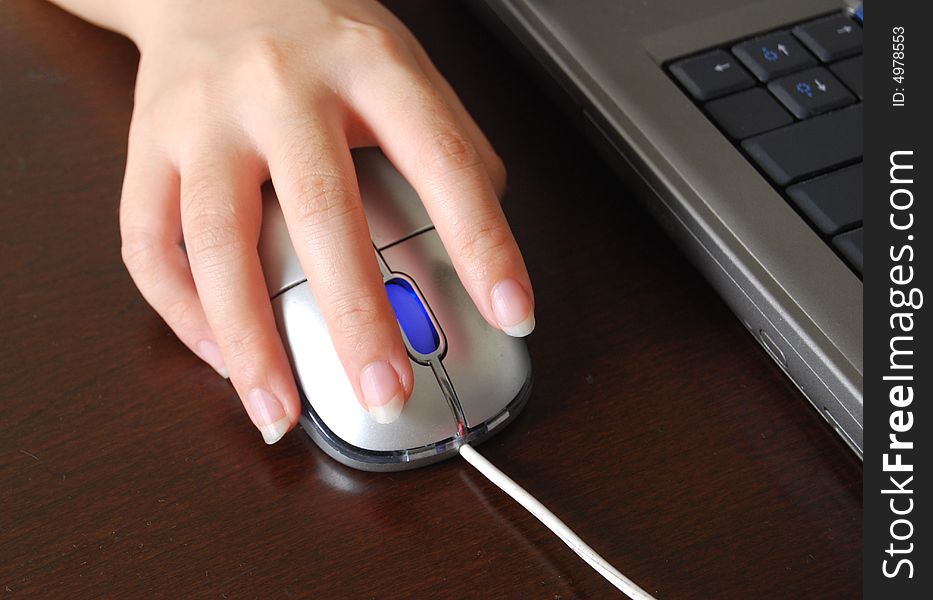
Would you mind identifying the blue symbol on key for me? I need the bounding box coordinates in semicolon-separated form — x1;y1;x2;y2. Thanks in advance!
796;82;813;97
762;47;780;62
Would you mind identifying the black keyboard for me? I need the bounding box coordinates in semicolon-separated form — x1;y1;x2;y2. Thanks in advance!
667;10;863;276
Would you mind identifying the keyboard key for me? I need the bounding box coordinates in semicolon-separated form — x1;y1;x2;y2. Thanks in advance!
732;32;816;81
705;88;793;139
793;15;862;62
787;165;862;235
831;55;863;98
670;50;755;101
768;67;855;118
742;104;862;186
833;228;863;275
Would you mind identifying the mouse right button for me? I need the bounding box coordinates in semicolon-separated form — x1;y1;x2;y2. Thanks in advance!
380;230;532;429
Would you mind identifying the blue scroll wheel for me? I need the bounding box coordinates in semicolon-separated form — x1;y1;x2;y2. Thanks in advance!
385;278;440;355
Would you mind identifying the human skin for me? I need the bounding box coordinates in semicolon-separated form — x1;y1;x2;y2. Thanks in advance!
48;0;535;444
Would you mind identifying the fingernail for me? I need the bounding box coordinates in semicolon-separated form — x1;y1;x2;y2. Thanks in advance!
490;279;535;337
246;388;290;444
197;339;228;379
360;361;405;425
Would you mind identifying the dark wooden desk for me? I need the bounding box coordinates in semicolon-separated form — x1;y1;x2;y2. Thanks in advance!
0;1;861;597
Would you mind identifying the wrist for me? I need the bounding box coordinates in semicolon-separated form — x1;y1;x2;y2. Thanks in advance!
47;0;164;49
112;1;171;52
119;0;277;53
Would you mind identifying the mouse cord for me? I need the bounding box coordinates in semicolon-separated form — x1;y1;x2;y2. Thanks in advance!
459;444;658;600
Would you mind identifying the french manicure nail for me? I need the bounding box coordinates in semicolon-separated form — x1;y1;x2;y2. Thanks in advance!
490;279;535;337
197;339;228;379
246;388;290;444
360;361;405;425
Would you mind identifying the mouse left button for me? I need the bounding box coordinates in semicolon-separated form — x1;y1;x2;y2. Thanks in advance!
258;184;307;296
272;281;460;456
354;148;433;249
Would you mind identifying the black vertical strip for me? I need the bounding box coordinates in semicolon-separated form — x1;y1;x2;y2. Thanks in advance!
429;360;468;436
864;1;930;597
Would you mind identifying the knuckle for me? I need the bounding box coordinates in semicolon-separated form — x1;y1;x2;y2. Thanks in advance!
328;295;385;348
234;32;293;94
184;208;243;261
420;128;483;178
173;67;216;115
339;19;406;62
182;168;236;215
454;213;512;266
162;297;198;330
288;169;358;235
120;229;158;273
222;326;263;365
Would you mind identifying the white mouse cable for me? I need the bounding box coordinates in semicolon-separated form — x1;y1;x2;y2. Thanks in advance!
459;444;658;600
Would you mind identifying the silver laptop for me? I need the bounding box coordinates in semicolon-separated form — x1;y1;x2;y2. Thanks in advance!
471;0;864;456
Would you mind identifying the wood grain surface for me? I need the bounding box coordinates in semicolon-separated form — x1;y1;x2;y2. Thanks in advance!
0;1;861;597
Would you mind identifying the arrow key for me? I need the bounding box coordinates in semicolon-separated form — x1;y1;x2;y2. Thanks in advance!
768;67;854;119
793;14;862;62
732;32;816;81
670;50;754;101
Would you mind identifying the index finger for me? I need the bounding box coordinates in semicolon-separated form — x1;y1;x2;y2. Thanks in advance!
349;65;535;337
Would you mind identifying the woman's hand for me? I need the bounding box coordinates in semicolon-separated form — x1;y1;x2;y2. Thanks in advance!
54;0;534;443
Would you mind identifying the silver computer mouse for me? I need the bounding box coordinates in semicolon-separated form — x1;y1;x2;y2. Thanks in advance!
258;148;532;471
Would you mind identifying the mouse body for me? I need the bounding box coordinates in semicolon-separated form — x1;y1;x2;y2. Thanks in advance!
258;148;532;471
